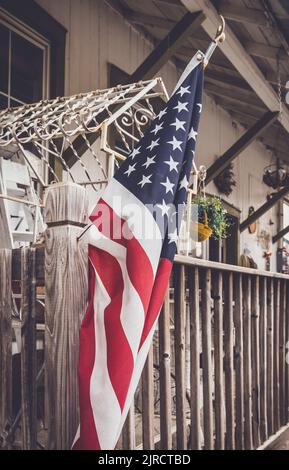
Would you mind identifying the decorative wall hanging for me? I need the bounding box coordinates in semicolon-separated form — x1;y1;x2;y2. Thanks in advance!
213;162;236;196
248;206;257;234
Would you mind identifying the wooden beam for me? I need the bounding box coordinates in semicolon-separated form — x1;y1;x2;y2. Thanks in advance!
218;1;268;27
129;11;206;83
240;185;289;232
205;111;279;184
272;225;289;244
126;11;175;29
181;0;289;135
245;42;287;62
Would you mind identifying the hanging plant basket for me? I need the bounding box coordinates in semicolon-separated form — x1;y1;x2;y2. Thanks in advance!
190;212;212;242
191;194;230;242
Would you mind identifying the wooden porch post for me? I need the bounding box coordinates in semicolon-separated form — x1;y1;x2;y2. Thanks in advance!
44;182;89;450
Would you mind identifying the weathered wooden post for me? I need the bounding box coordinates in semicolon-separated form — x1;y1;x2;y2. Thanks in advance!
0;250;12;448
44;182;89;450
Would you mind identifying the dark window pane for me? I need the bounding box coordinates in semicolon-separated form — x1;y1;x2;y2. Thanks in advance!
0;24;9;95
10;32;43;104
0;93;8;110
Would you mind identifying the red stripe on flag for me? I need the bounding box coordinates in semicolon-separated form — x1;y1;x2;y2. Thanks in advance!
139;258;172;350
89;246;134;411
74;260;100;450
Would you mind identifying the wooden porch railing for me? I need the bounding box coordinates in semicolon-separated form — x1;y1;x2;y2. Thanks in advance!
120;255;289;450
0;183;289;450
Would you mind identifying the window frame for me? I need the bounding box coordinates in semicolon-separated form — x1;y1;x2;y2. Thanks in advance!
0;8;51;107
0;0;67;99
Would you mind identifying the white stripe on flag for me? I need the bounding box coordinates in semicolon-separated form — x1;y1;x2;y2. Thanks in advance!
102;178;162;276
90;265;121;449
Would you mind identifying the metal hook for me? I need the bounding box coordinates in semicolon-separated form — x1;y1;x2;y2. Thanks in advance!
203;15;226;67
215;15;226;44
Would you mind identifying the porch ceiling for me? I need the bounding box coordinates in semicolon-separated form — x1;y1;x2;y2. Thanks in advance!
105;0;289;164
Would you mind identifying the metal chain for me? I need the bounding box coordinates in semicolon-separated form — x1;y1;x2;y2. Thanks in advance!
277;55;283;119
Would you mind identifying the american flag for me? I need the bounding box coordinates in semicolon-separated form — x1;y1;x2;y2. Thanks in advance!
73;53;204;450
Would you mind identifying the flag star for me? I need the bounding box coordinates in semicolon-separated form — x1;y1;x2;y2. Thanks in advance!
151;122;163;135
142;155;156;169
168;229;178;244
130;146;141;159
157;199;170;217
170;117;186;132
173;101;189;113
158;108;167;120
167;135;182;151
188;126;198;141
197;103;202;113
164;156;179;173
138;174;152;188
179;174;189;190
124;163;137;177
177;85;190;97
147;138;160;152
161;177;175;194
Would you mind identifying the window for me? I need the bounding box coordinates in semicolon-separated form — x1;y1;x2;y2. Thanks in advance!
0;9;50;109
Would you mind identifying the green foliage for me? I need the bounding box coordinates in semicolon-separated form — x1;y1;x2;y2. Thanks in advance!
193;194;230;240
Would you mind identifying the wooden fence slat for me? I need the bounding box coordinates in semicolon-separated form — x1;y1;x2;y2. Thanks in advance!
279;281;286;426
159;288;172;450
266;278;274;437
259;277;268;442
234;273;244;449
285;282;289;424
273;279;280;432
173;264;187;449
251;275;261;448
0;249;12;448
20;248;37;450
122;405;136;450
189;267;201;450
284;281;289;423
142;346;155;450
243;275;253;449
201;268;214;450
224;271;235;449
213;270;225;449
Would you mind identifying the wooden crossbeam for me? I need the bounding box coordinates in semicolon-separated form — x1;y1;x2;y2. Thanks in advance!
129;11;205;83
245;42;287;62
272;225;289;244
126;11;175;29
218;1;268;26
205;111;279;185
240;185;289;232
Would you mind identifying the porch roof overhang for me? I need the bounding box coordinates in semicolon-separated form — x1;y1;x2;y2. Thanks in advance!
106;0;289;163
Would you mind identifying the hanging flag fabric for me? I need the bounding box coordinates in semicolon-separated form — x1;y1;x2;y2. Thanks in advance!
73;52;204;450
